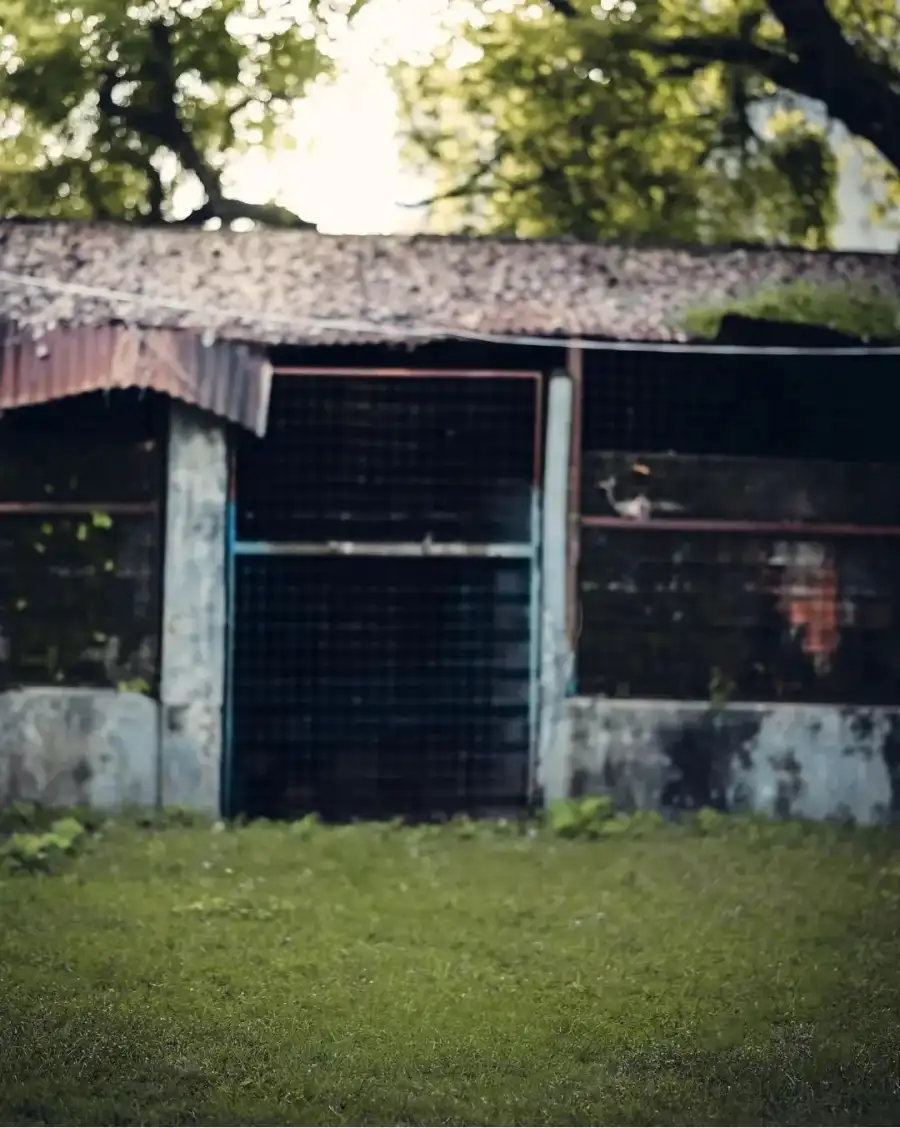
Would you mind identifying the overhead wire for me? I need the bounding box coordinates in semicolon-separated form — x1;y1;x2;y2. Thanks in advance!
0;266;899;357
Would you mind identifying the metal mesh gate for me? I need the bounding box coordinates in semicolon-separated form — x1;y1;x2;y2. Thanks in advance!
227;369;541;821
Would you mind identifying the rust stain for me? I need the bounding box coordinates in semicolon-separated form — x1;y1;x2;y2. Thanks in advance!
772;541;840;674
0;323;272;434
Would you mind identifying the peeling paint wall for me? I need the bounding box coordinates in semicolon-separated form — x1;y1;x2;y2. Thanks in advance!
562;698;900;825
0;688;157;808
159;402;228;813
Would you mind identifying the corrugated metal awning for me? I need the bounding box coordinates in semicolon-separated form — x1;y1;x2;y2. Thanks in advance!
0;323;272;435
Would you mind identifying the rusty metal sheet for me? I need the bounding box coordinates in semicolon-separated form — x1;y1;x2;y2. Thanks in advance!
0;323;272;435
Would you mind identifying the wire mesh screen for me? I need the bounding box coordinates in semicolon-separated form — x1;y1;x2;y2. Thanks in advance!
576;351;900;707
235;374;539;543
231;555;533;820
581;350;900;460
0;391;165;502
0;513;160;691
0;392;164;692
581;451;900;525
578;528;900;705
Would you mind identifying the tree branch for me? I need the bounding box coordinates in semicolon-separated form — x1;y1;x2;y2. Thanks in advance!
643;31;900;170
179;197;315;227
81;171;114;221
545;0;580;15
544;0;900;174
113;149;164;222
625;34;816;93
400;146;511;209
97;21;315;228
764;0;900;168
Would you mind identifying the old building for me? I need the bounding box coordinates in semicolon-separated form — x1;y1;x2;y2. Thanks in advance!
1;220;898;823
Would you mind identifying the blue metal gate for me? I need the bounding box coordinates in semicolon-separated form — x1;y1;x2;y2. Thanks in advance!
224;368;543;821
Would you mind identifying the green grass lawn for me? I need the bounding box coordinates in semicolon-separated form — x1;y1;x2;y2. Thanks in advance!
1;812;900;1125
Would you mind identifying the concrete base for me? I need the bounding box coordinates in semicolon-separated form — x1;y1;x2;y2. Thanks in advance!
563;698;900;825
0;688;158;809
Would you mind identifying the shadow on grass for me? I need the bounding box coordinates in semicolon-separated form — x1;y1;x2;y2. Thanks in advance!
588;1033;900;1127
1;1008;219;1127
2;999;899;1126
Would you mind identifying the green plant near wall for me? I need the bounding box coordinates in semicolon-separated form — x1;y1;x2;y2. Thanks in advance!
0;815;86;874
684;282;900;343
709;666;736;708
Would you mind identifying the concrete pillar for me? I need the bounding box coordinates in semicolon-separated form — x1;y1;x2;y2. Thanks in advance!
537;371;574;804
159;402;228;812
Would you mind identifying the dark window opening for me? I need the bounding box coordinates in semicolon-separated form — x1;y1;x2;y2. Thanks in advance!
581;349;900;461
229;371;541;821
577;351;900;706
579;528;900;705
236;374;539;543
230;555;532;821
0;392;166;693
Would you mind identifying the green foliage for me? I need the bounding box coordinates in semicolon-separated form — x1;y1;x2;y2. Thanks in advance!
0;800;45;836
397;0;900;245
685;281;900;341
0;803;215;874
547;794;615;836
116;677;153;693
1;815;899;1123
6;505;156;691
546;795;667;838
693;805;729;836
0;815;86;873
0;0;367;223
708;666;736;706
288;812;325;838
0;799;105;836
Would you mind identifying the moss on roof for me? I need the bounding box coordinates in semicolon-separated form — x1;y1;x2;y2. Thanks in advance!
684;281;900;343
0;221;897;345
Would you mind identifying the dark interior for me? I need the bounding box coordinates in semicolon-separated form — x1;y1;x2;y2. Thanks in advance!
578;349;900;704
231;554;532;821
0;391;165;693
230;370;539;820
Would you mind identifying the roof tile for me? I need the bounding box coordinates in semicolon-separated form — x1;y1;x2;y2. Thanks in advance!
0;221;897;345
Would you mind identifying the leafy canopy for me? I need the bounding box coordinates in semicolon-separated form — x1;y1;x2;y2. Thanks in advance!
398;0;900;246
0;0;367;225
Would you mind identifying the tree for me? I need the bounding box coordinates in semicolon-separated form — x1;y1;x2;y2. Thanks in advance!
0;0;366;226
398;0;900;246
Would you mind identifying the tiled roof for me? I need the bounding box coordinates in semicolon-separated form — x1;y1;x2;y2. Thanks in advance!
0;220;897;345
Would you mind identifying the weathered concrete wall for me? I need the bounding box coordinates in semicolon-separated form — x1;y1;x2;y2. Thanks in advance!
0;401;229;814
561;698;900;825
159;402;228;812
0;688;157;808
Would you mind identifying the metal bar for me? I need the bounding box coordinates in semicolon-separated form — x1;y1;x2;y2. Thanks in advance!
233;540;535;558
221;447;238;819
271;366;542;380
0;501;159;515
537;371;573;806
565;346;583;652
527;484;541;805
532;371;544;484
527;371;544;800
580;515;900;537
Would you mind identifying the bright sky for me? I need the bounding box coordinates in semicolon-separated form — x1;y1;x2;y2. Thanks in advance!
226;0;447;234
221;0;896;249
